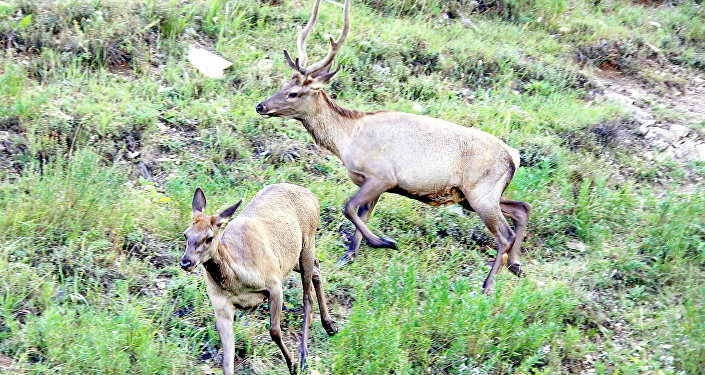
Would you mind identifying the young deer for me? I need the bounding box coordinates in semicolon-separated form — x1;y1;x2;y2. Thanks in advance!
180;184;338;375
256;0;531;294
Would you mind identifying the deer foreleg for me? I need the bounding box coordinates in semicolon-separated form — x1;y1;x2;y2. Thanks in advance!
213;303;236;375
343;179;396;249
338;197;379;264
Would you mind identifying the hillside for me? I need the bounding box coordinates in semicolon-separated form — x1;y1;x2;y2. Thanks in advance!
0;0;704;374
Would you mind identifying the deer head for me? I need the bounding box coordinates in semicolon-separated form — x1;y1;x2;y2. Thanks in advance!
180;188;242;271
256;0;351;118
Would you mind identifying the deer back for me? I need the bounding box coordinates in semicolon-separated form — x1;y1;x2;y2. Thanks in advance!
219;183;320;280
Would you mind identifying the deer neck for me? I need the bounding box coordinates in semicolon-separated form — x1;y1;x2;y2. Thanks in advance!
296;91;363;158
202;235;236;288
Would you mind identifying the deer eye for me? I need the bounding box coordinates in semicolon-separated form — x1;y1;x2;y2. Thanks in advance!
205;237;213;245
288;92;298;98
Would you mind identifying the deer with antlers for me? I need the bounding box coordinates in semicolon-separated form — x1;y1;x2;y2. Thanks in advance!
256;0;531;294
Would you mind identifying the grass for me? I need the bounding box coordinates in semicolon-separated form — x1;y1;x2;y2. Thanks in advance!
0;0;704;374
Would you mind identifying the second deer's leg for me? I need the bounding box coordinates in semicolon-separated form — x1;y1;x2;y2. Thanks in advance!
299;259;314;373
500;198;531;277
343;179;396;249
268;285;296;375
312;259;338;336
212;302;236;375
338;197;379;263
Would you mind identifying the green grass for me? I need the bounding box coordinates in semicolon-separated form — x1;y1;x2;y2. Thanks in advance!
0;0;703;374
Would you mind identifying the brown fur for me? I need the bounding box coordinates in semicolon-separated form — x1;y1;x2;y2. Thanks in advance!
320;91;366;119
180;184;338;375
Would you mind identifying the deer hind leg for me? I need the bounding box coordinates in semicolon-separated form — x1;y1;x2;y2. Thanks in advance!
267;285;296;374
500;198;531;278
298;241;317;373
343;179;396;249
338;197;379;264
312;258;338;336
463;186;516;294
299;269;313;373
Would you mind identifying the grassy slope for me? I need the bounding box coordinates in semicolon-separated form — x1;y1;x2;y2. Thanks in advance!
0;0;704;374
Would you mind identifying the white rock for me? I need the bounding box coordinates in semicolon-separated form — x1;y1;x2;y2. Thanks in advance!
648;21;662;28
638;124;652;135
566;241;587;252
646;127;677;144
604;91;634;107
187;44;232;79
645;42;660;54
696;143;705;162
669;124;689;138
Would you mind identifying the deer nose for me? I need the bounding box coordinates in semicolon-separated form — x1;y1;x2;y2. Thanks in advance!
180;258;194;270
256;103;265;114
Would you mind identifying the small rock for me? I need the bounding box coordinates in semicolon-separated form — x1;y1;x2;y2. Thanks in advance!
669;124;689;139
696;144;705;162
461;17;476;29
646;127;677;144
604;92;634;107
638;124;652;135
126;151;141;159
566;241;587;252
648;21;662;28
645;42;660;54
655;146;675;161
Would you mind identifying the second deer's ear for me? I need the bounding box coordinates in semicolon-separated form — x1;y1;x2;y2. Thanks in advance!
192;187;207;214
307;66;341;91
216;200;242;226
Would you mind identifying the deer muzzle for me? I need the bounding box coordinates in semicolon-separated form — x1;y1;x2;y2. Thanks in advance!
180;257;195;271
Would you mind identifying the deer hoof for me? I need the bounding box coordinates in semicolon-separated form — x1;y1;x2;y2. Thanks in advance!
335;252;355;267
325;321;339;336
299;356;307;375
508;263;525;278
369;236;397;249
481;278;494;295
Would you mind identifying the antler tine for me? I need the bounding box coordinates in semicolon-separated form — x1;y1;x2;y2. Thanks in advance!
296;0;323;69
303;0;351;76
283;49;302;72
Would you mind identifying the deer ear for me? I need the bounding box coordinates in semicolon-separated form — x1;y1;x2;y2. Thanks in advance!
192;187;207;214
216;199;242;225
308;66;341;90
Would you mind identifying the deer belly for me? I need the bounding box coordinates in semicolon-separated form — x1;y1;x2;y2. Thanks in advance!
390;186;464;206
231;292;267;310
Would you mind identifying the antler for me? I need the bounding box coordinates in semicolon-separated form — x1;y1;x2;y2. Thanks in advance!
304;0;350;75
283;0;351;76
284;0;323;73
297;0;323;68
